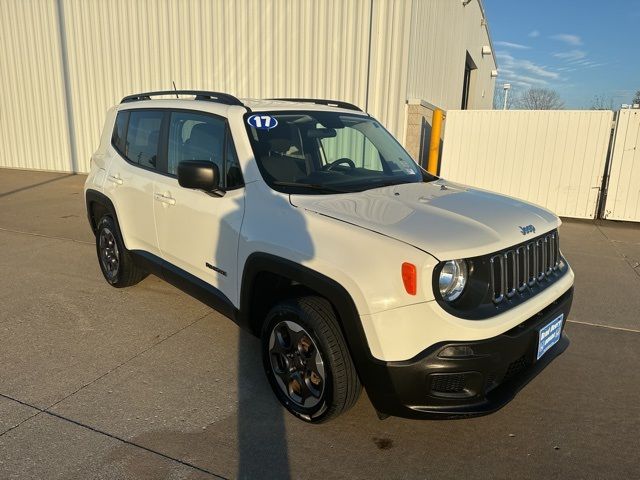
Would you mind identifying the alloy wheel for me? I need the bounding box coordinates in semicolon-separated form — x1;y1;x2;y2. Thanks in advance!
99;227;120;282
268;320;326;408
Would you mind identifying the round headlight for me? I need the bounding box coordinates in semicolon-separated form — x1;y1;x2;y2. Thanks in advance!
438;259;467;302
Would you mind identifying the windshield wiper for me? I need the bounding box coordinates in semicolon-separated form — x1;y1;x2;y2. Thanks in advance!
364;179;414;190
272;181;351;193
365;173;436;190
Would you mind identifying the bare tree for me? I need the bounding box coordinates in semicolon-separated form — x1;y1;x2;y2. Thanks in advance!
633;90;640;105
515;88;565;110
591;94;613;110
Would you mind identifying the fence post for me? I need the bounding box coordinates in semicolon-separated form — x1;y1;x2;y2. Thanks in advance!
427;109;444;175
595;114;619;219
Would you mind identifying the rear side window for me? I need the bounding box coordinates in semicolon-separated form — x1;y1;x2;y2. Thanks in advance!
112;111;129;154
125;111;164;169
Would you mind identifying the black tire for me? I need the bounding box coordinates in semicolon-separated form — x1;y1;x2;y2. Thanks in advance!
95;215;147;288
261;296;361;423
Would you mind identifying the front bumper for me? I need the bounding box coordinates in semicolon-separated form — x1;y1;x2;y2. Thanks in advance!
363;287;573;419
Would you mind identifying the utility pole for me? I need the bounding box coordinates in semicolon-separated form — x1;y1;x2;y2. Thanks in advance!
503;83;511;110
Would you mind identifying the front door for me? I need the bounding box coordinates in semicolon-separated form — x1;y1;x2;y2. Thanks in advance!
153;110;245;305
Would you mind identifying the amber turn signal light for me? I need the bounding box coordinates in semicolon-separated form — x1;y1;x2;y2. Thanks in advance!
401;262;417;295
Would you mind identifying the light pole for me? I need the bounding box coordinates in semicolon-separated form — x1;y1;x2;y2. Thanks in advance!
503;83;511;110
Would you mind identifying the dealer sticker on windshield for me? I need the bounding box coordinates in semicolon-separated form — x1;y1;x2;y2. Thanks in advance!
537;313;564;360
247;114;278;130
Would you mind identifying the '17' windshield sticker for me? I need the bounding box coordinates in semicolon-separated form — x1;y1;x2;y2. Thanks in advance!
247;114;278;130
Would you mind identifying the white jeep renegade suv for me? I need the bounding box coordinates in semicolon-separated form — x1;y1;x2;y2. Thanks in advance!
84;90;574;423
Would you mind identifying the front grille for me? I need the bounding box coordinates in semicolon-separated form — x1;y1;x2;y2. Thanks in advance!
490;230;560;304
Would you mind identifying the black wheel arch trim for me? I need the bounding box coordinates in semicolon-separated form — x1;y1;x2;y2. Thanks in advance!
85;189;133;255
85;189;119;235
238;252;395;413
239;253;362;336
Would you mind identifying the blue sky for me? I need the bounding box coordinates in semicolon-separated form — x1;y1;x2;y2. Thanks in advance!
484;0;640;108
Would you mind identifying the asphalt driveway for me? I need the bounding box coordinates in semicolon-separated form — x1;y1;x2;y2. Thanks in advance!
1;169;638;479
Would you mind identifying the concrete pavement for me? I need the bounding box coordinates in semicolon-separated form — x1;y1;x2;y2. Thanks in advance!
0;169;638;479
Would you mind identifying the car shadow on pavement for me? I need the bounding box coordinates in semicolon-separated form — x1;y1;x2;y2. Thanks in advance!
103;330;291;479
236;330;291;480
230;189;308;480
0;173;75;199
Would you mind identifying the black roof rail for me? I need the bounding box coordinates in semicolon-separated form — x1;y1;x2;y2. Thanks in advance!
270;98;364;112
120;90;244;107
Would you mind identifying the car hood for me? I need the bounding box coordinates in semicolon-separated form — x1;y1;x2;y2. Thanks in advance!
290;180;560;260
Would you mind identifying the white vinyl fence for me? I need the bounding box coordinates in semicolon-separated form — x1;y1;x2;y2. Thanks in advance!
604;109;640;222
440;110;614;219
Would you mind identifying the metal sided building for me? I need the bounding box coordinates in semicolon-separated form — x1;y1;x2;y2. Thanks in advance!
0;0;496;173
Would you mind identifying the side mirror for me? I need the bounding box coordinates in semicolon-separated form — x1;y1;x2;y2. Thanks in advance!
177;160;220;192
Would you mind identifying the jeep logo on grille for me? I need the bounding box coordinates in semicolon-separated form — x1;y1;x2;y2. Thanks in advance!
519;224;536;235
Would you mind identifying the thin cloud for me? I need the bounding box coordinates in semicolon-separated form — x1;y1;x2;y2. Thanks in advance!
496;53;559;79
518;60;559;79
550;34;583;46
495;41;531;50
553;53;605;71
528;30;540;38
553;49;587;61
504;80;533;89
580;61;605;69
502;73;548;87
496;51;560;89
496;51;560;79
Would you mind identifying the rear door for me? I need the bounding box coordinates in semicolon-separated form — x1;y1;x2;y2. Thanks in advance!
152;110;245;305
104;109;165;255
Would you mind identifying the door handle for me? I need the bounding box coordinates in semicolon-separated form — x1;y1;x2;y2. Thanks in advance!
107;174;123;185
154;193;176;206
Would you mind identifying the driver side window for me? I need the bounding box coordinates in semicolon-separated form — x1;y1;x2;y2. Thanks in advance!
166;111;243;189
167;112;225;177
320;126;382;171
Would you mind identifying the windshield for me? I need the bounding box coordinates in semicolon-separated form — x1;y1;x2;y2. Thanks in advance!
244;111;435;194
